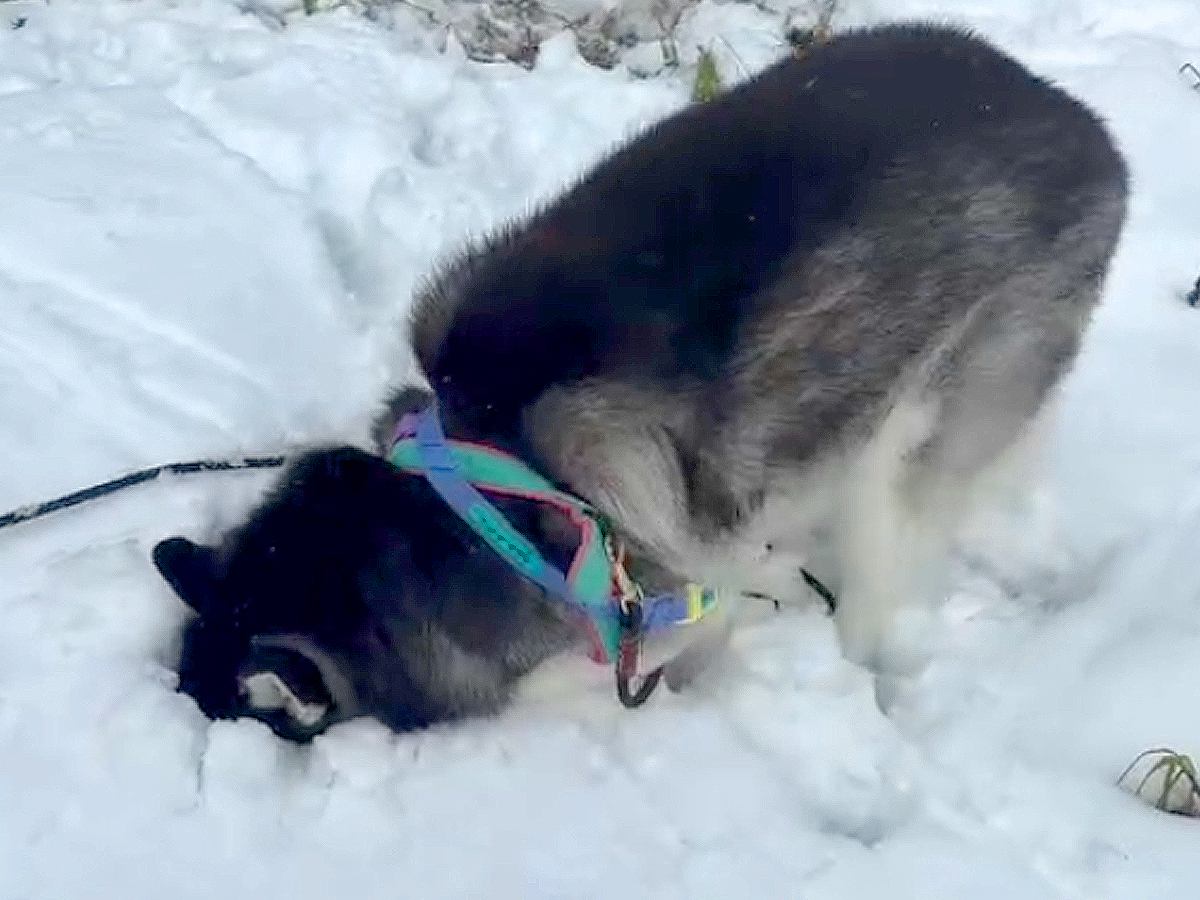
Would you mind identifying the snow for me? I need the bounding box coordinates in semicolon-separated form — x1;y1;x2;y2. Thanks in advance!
0;1;1198;897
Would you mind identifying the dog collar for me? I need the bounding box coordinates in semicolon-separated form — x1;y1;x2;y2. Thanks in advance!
387;407;718;669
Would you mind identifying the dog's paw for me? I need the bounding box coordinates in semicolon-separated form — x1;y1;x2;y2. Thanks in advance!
660;614;733;693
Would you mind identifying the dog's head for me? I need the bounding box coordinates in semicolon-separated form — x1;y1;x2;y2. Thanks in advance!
153;446;578;741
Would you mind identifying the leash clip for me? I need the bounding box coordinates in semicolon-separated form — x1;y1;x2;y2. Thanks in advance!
606;535;664;707
614;580;663;709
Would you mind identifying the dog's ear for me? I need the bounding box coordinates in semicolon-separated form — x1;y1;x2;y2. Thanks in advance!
371;385;435;452
244;634;359;727
237;638;337;731
153;537;219;617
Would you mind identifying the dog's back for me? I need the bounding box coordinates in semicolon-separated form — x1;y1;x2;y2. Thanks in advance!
411;23;1128;668
416;25;1123;419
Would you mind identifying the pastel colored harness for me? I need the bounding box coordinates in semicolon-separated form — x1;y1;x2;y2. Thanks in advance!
388;406;719;706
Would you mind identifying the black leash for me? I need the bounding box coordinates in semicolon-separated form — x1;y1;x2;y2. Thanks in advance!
801;567;838;613
1;454;841;617
744;569;838;615
0;456;288;531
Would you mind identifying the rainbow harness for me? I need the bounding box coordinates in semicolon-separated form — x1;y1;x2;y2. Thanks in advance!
388;407;719;706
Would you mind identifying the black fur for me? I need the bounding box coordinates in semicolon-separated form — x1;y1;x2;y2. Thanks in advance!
162;448;579;740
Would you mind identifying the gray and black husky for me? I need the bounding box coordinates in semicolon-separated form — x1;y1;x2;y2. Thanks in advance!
152;23;1127;741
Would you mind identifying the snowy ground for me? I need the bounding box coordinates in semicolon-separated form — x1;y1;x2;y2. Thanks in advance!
1;0;1199;897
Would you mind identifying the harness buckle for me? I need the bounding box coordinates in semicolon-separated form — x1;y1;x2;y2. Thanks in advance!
607;536;642;611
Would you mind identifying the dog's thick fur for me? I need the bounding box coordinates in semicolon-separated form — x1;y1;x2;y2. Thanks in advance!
153;23;1128;741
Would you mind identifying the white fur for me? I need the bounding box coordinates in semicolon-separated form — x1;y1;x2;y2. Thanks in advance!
832;397;941;667
239;671;329;728
673;395;991;672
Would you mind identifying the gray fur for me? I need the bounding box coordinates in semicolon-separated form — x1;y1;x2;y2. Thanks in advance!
409;25;1128;672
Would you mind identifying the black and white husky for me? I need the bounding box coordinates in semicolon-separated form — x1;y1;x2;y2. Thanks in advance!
152;23;1128;741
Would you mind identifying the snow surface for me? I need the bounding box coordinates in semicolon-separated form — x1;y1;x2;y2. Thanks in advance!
1;1;1199;897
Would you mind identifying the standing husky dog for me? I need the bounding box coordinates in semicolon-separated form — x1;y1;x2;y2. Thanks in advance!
153;24;1127;741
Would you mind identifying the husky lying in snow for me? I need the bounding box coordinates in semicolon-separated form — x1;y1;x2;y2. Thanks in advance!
152;23;1127;741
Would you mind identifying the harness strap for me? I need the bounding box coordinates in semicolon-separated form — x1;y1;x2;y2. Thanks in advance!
388;406;720;684
402;410;580;607
392;410;616;663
